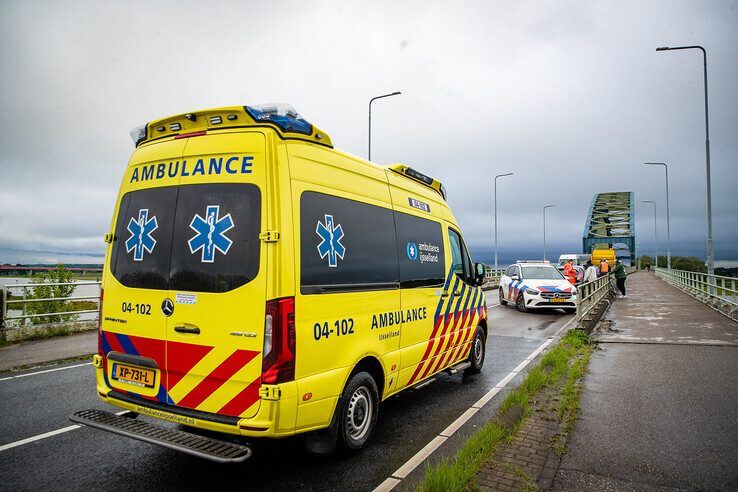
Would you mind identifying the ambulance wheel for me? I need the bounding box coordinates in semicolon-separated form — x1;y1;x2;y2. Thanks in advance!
499;288;508;305
337;371;379;452
465;326;486;374
516;293;528;312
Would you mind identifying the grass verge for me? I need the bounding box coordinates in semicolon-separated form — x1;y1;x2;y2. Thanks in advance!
417;330;592;492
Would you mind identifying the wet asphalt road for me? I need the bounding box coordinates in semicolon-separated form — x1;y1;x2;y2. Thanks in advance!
0;293;573;491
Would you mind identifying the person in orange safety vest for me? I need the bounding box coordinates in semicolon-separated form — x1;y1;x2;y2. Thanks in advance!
563;259;577;285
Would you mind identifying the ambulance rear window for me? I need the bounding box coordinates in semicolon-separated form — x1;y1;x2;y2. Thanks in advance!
110;183;261;292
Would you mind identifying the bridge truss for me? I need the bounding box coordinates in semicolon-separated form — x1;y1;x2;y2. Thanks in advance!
583;191;636;264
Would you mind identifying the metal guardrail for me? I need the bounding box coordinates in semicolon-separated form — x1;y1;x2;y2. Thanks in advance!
654;267;737;307
575;273;614;325
1;281;101;327
483;266;505;288
575;266;636;325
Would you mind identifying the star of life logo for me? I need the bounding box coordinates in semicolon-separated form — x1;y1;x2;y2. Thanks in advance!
125;209;158;261
406;242;418;260
316;214;345;267
188;205;234;263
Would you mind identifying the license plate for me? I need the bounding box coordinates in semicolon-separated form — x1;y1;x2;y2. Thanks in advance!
112;363;156;388
551;298;566;303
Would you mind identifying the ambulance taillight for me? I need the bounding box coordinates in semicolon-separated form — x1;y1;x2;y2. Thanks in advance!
262;297;296;384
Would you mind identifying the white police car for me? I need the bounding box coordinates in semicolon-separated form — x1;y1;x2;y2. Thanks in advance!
499;261;577;313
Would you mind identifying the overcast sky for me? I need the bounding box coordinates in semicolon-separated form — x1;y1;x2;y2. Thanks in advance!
0;0;736;265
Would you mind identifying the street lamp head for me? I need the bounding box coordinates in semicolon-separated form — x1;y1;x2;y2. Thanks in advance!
656;47;670;51
391;91;401;96
645;162;666;166
495;172;513;179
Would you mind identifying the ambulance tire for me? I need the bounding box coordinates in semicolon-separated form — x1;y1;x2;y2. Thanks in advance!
465;326;486;374
499;288;508;305
516;293;528;312
337;371;379;452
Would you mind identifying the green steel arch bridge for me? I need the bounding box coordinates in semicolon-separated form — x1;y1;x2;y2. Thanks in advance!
583;191;636;264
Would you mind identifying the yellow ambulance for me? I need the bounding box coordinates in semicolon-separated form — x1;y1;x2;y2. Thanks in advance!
72;104;489;462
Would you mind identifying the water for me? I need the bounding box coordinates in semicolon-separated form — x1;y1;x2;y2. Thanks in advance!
1;277;100;323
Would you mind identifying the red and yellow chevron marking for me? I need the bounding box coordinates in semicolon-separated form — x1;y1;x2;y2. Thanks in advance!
407;279;487;386
167;345;262;417
102;331;262;418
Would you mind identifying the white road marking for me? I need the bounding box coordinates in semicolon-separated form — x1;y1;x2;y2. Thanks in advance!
440;407;480;437
0;425;81;452
0;410;130;453
374;477;402;492
373;335;558;492
0;362;92;383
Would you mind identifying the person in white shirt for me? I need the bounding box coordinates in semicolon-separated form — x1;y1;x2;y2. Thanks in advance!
583;261;599;283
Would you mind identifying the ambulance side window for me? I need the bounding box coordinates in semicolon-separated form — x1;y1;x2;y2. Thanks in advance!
448;228;474;285
395;212;445;288
449;230;464;279
300;192;399;294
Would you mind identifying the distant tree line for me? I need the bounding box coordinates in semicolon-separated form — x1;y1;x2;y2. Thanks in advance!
638;255;708;273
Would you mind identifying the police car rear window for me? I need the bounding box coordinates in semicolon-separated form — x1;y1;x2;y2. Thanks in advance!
110;183;261;293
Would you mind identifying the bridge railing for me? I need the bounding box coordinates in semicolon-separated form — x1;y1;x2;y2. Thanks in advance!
576;273;614;325
654;267;737;308
0;281;101;340
483;266;505;289
575;266;636;326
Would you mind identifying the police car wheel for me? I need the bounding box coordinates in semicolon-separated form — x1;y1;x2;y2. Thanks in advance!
516;293;528;312
465;326;486;374
499;288;508;305
337;371;379;452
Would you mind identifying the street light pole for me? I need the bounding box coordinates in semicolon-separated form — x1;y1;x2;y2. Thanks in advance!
645;162;671;269
368;91;401;161
642;200;658;267
494;172;513;273
543;205;556;261
656;46;714;277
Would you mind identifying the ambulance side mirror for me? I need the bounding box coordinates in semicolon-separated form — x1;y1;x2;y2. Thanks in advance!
474;263;486;286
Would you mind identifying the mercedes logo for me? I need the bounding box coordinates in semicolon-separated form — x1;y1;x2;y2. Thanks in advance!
161;298;174;317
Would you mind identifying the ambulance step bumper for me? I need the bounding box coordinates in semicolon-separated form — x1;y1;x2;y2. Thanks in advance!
446;361;471;375
70;409;251;463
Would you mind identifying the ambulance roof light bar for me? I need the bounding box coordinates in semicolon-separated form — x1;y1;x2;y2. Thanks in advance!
245;103;312;135
129;104;333;148
129;124;147;146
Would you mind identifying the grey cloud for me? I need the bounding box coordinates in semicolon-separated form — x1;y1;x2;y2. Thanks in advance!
0;0;736;265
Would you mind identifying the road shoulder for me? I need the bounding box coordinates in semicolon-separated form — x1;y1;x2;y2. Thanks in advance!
0;330;96;372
